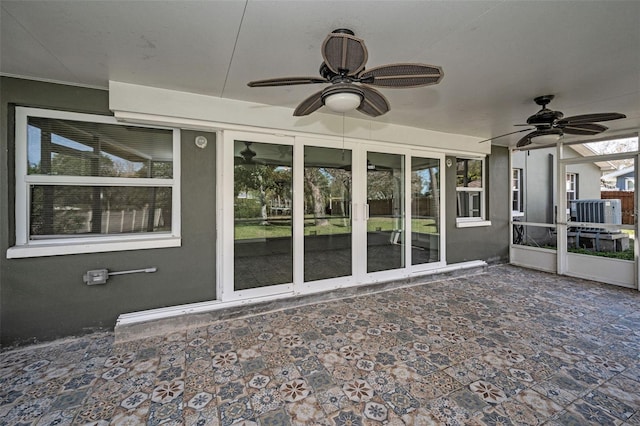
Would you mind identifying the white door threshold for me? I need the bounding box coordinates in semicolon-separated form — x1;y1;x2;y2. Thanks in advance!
114;260;487;343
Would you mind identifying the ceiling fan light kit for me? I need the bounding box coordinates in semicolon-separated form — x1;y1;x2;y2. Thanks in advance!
247;28;443;117
530;133;561;144
322;85;363;113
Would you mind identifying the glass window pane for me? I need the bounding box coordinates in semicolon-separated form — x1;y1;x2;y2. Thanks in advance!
367;152;405;272
456;191;482;218
234;141;293;290
27;117;173;178
30;185;172;238
456;158;482;188
411;157;440;265
512;168;523;213
304;146;352;282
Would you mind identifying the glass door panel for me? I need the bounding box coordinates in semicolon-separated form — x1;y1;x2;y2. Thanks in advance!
367;151;405;273
233;140;293;291
303;146;352;282
411;157;441;264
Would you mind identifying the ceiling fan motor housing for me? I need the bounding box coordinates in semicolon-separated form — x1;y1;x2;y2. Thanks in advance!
527;109;564;127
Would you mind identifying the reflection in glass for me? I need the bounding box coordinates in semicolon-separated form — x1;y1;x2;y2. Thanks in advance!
304;147;352;282
411;157;440;264
367;152;405;272
234;140;293;290
456;158;482;218
27;117;173;178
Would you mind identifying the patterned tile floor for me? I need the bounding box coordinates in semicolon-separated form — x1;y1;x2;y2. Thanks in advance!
1;265;640;425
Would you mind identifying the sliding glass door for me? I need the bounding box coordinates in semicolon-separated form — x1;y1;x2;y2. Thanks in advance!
222;132;445;301
366;151;405;273
303;146;353;282
222;132;295;299
411;156;441;265
233;140;293;291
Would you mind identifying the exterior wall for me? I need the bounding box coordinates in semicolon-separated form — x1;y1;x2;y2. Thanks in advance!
1;77;511;346
512;150;554;223
1;77;217;346
616;172;634;190
445;147;510;264
566;162;601;200
511;146;603;224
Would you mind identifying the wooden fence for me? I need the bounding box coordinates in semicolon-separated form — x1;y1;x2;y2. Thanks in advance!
601;191;635;224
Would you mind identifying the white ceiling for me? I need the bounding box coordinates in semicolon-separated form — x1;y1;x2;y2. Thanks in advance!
2;1;639;146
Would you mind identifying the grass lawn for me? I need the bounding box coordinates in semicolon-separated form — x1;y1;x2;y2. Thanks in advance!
235;216;438;240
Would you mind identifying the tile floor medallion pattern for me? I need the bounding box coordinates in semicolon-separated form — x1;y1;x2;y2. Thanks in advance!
1;265;640;425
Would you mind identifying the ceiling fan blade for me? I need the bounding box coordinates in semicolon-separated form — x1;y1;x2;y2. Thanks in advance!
478;128;535;144
293;89;324;116
515;131;536;148
357;86;390;117
561;122;608;135
360;63;443;88
322;32;368;76
248;76;327;87
558;112;626;125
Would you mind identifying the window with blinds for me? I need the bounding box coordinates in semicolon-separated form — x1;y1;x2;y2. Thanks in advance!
10;107;181;257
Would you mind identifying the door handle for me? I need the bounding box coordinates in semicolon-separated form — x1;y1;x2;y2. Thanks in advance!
365;204;370;220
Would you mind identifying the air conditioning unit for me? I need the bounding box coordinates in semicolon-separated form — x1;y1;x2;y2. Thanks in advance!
570;199;622;232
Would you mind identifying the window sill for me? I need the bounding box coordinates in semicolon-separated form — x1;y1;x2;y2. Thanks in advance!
456;220;492;228
6;236;181;259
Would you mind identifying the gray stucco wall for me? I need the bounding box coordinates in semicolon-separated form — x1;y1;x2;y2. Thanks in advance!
512;147;604;224
1;77;217;346
512;150;555;223
445;147;510;264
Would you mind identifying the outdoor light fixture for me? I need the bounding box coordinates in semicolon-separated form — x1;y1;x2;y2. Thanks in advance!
322;85;364;113
531;133;561;144
324;92;362;112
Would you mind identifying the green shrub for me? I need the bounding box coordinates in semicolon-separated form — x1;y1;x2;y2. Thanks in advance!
235;199;262;218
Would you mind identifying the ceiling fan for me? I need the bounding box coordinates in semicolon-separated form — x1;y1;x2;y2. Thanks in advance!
482;95;626;148
247;29;444;117
235;141;265;165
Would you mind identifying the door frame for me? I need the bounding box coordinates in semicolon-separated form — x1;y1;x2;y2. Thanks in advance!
509;138;639;290
558;144;638;289
220;130;295;302
295;135;361;294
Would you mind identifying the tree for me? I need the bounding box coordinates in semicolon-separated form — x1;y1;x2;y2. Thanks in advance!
234;164;292;224
304;168;330;226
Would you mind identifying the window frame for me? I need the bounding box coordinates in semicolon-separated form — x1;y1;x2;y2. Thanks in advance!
512;168;524;217
625;177;634;191
566;172;577;203
455;156;491;227
7;107;181;259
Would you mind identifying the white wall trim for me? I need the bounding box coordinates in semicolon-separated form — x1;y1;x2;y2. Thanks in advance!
7;237;181;258
116;260;487;327
109;81;490;156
